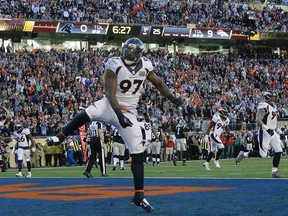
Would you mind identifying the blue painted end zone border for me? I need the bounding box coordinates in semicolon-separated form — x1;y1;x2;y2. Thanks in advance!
0;178;287;216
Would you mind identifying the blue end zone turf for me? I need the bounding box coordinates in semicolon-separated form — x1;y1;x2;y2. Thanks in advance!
0;178;287;216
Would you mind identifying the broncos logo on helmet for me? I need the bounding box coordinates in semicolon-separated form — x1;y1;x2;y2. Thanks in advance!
14;121;23;133
122;37;144;65
218;108;229;120
263;90;277;101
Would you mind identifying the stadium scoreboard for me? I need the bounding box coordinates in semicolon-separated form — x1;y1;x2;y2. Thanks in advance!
107;25;142;35
106;25;232;40
107;25;191;38
57;23;109;35
1;19;255;41
56;23;232;40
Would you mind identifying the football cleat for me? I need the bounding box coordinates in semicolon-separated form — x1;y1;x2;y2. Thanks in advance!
83;171;93;178
16;172;23;177
172;155;177;166
94;162;98;168
132;192;154;212
214;160;221;168
203;161;211;170
272;171;282;178
46;136;60;146
26;172;32;178
235;151;244;165
113;166;116;171
101;174;109;177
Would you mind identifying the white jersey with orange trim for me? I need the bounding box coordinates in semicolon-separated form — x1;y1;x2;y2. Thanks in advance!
139;121;152;142
86;57;153;154
13;128;31;148
257;102;278;130
211;113;230;137
105;56;153;109
257;101;282;157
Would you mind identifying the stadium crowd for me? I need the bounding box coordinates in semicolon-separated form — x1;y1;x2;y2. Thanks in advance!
0;0;287;32
0;0;287;169
0;48;287;139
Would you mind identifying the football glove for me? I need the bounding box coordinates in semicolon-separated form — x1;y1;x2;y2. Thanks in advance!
262;125;274;136
266;129;274;136
114;108;133;128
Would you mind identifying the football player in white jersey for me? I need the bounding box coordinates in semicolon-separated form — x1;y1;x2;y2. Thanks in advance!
46;37;182;212
236;90;283;178
203;108;230;170
13;121;36;178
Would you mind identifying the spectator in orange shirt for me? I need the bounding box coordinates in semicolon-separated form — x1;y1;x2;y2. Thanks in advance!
165;136;174;162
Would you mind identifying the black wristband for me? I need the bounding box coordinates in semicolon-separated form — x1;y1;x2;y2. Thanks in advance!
114;108;124;117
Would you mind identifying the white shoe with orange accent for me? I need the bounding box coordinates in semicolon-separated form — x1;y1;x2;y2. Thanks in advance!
214;160;221;168
16;172;23;177
203;161;211;170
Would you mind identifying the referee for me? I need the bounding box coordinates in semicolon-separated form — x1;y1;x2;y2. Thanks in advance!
111;125;126;170
83;121;108;177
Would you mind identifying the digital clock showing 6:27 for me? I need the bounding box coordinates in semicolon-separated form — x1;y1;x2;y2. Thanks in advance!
107;25;142;35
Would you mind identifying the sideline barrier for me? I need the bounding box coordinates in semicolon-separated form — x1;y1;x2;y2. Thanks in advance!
5;118;287;168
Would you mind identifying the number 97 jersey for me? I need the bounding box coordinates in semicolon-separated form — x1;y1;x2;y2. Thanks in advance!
105;56;153;108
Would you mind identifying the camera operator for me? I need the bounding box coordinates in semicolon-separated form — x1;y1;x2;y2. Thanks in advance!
0;139;11;172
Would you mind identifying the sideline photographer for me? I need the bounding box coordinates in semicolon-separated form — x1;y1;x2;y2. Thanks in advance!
0;139;11;172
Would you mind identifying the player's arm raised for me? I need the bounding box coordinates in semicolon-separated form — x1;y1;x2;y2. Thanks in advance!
147;71;182;106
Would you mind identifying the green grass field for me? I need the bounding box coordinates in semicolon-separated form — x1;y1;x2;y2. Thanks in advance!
2;156;288;179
